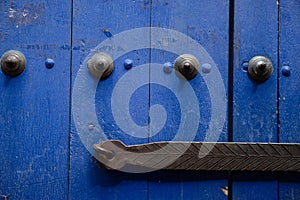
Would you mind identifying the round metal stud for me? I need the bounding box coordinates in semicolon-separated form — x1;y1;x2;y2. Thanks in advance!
124;59;133;70
281;65;291;77
174;54;199;80
248;56;273;82
87;52;114;80
1;50;26;77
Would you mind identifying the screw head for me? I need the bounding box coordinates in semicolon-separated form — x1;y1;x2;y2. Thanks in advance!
241;61;249;72
45;58;55;69
281;65;291;77
163;62;173;73
183;62;191;70
87;52;114;80
202;63;212;74
174;54;199;80
1;50;26;77
248;56;273;82
124;59;133;70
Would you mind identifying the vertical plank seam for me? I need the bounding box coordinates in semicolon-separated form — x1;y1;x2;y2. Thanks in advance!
67;0;74;199
228;0;234;144
228;0;235;199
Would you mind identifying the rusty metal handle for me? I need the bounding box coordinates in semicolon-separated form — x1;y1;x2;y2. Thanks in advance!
93;140;300;172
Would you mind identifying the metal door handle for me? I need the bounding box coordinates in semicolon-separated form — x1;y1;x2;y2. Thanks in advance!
94;140;300;172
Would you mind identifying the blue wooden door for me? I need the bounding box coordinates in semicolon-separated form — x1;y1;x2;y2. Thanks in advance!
1;0;300;199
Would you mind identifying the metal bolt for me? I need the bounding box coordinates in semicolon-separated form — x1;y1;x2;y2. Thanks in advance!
241;61;249;72
247;56;273;82
124;59;133;70
163;62;173;74
183;62;191;70
88;52;114;80
1;50;26;77
202;63;212;74
174;54;199;80
281;65;291;77
257;61;266;72
45;58;55;69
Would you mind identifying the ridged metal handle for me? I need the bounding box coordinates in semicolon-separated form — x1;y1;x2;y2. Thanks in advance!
94;140;300;172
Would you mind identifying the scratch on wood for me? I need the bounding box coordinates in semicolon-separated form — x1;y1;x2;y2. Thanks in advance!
235;32;241;69
221;186;228;196
7;3;45;24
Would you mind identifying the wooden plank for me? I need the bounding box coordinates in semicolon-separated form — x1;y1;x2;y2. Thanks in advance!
279;0;300;199
70;0;150;199
149;0;229;199
0;0;71;199
232;0;278;199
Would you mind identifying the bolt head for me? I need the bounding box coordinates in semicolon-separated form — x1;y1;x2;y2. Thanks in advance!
5;55;19;70
87;52;114;80
281;65;291;77
248;56;273;82
174;54;199;80
183;62;191;70
163;62;173;73
124;59;133;70
202;63;212;74
242;61;249;72
45;58;55;69
1;50;26;77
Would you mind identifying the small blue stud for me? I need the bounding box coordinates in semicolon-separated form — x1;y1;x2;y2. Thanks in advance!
242;61;249;72
202;63;212;74
163;62;173;73
45;58;55;69
124;59;133;70
281;65;291;77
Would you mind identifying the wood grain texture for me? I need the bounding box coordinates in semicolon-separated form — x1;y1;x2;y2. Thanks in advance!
70;0;150;199
279;1;300;199
232;0;279;199
0;0;71;199
1;0;299;199
149;0;229;199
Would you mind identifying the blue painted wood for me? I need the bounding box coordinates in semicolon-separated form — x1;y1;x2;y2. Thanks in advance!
149;0;229;199
279;1;300;199
1;1;299;199
232;180;278;200
70;0;150;199
232;0;278;199
0;1;71;199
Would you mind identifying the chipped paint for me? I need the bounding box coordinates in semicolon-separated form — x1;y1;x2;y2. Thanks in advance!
221;186;228;196
7;3;45;25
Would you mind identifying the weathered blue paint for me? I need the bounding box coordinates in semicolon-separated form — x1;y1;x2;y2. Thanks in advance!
232;0;278;199
70;0;150;199
279;0;300;199
149;0;229;199
0;0;299;199
0;0;71;199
